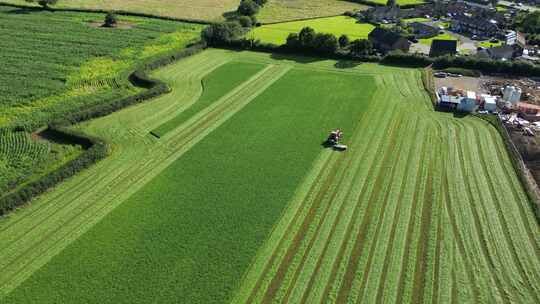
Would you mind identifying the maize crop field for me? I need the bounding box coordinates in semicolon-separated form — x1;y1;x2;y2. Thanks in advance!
0;49;538;303
0;5;202;198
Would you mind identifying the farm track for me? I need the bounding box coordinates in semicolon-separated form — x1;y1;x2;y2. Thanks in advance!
0;51;289;297
1;49;539;303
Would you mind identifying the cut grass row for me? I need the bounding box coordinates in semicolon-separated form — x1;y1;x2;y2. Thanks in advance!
248;16;375;45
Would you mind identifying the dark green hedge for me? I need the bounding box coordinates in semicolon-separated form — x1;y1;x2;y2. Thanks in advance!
0;127;108;216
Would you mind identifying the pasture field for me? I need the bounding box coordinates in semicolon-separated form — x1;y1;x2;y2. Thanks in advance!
1;0;237;21
249;16;375;45
257;0;368;23
0;6;202;197
0;49;539;303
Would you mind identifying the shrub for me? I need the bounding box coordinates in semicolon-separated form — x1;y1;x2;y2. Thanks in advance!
253;0;268;6
25;0;57;8
237;0;260;16
238;16;253;28
201;22;242;46
339;35;350;48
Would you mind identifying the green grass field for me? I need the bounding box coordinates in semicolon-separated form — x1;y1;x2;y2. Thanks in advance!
478;40;504;48
257;0;368;23
0;6;202;197
1;0;237;21
249;16;375;45
419;33;458;46
1;49;539;303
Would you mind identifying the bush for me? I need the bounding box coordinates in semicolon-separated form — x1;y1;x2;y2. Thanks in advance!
201;22;242;46
253;0;267;6
238;16;252;27
339;34;350;48
237;0;260;16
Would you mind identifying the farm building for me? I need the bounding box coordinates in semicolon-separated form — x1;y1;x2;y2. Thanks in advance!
481;94;497;112
368;27;411;53
429;39;458;57
477;45;523;60
438;87;478;112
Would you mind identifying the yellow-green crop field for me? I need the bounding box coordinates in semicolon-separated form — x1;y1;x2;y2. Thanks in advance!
249;16;375;45
1;49;538;303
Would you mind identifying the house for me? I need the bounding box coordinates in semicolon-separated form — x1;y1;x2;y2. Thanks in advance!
477;45;522;60
450;13;499;39
368;28;411;53
429;39;458;57
409;22;438;39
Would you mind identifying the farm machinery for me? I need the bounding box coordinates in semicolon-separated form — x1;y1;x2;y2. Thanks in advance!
325;129;347;151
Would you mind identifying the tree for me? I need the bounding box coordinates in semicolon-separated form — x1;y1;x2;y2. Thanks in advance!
515;11;540;34
350;39;373;57
238;15;253;27
104;12;118;28
314;33;338;54
286;33;301;49
339;34;350;48
386;0;396;7
25;0;58;8
237;0;260;16
299;27;316;48
201;22;242;46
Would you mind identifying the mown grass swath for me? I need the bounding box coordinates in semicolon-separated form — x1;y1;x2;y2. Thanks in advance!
152;61;266;137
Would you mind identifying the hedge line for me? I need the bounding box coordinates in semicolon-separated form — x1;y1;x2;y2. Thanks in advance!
480;115;540;223
421;65;437;107
0;127;109;216
0;42;207;216
0;2;212;24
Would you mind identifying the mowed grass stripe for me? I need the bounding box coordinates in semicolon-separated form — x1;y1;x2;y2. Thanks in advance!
153;61;266;136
